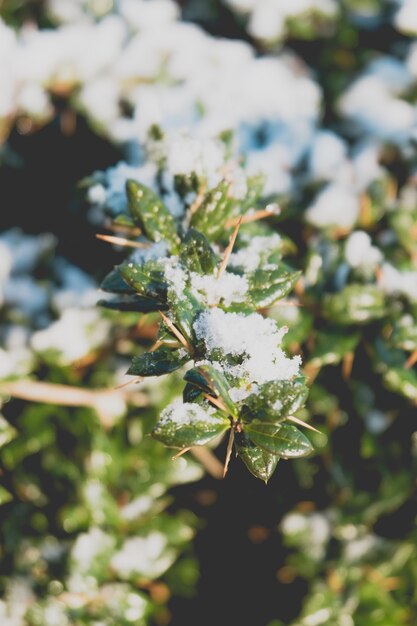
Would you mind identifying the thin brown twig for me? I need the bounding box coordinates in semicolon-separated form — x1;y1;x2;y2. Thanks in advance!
189;182;207;215
158;311;192;352
223;429;235;478
0;379;147;428
204;393;228;413
225;207;279;229
405;349;417;369
105;222;142;236
96;233;150;249
172;447;192;460
218;216;242;277
190;447;224;479
287;415;321;434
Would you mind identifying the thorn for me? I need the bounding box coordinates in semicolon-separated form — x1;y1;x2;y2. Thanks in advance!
204;393;228;413
114;377;143;390
105;222;142;236
287;415;321;434
405;349;417;369
96;233;150;249
218;216;242;277
225;206;279;229
189;182;207;215
342;351;354;380
149;339;163;353
223;429;235;478
172;447;192;460
158;311;192;352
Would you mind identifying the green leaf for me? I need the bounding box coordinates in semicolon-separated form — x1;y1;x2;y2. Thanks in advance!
323;285;386;325
0;485;12;505
98;295;167;313
245;421;313;458
152;403;230;448
127;347;190;377
126;180;180;250
241;377;309;422
190;181;234;241
248;267;301;308
183;383;203;403
0;416;17;449
100;268;135;294
196;363;238;417
390;316;417;352
184;368;213;394
180;228;218;274
118;262;168;303
167;288;204;344
382;367;417;403
309;331;360;368
235;431;279;482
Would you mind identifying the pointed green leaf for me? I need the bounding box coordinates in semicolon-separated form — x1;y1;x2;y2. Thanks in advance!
235;431;279;482
126;180;180;250
197;363;238;417
184;368;213;394
241;377;309;423
127;347;190;377
383;367;417;403
0;485;12;505
183;382;203;403
98;295;167;313
0;416;17;449
248;267;301;308
100;268;134;294
167;288;204;344
118;262;168;303
246;421;313;458
309;331;360;368
152;402;230;448
180;228;218;274
390;316;417;352
323;285;386;325
190;181;234;241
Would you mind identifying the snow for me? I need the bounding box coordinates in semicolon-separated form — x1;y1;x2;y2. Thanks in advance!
394;0;417;34
193;309;301;384
309;130;348;182
229;234;281;272
71;528;115;573
190;271;248;306
110;532;177;579
344;231;382;270
379;263;417;303
159;401;219;426
306;183;360;229
31;309;110;365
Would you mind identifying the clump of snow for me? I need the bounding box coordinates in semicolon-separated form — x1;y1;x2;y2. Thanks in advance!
159;400;219;426
163;134;226;187
226;0;338;43
71;528;115;574
194;309;300;384
228;383;259;403
306;183;360;229
308;130;348;182
394;0;417;35
339;57;416;144
31;309;110;365
190;271;248;306
229;234;281;272
379;263;417;302
110;532;177;579
344;231;382;270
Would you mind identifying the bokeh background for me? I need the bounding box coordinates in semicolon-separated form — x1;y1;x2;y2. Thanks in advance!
1;1;417;625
